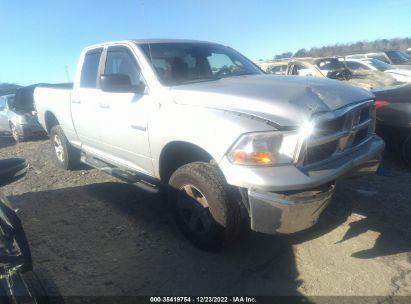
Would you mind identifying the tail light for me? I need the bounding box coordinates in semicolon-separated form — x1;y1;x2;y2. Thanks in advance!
374;100;390;109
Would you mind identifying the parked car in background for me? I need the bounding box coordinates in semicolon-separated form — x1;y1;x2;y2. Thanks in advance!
0;85;46;142
346;51;411;70
344;58;411;83
286;57;398;90
263;61;289;75
34;39;384;249
372;84;411;165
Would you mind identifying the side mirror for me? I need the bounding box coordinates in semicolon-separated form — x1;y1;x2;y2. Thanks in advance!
100;74;145;94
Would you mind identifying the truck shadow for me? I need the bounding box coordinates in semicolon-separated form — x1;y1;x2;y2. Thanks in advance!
290;154;411;259
8;182;308;297
0;136;16;149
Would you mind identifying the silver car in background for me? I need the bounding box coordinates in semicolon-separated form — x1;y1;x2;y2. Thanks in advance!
0;86;46;142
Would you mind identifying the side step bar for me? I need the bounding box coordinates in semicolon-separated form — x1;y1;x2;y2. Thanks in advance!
80;154;161;194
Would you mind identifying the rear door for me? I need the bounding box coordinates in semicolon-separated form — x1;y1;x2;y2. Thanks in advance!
71;48;105;152
98;45;155;175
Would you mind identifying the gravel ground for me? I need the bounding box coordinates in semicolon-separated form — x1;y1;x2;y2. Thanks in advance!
0;136;410;300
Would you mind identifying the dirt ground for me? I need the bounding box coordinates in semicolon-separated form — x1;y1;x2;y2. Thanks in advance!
0;136;410;299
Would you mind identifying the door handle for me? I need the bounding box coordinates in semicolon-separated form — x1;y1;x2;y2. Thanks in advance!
99;103;110;109
72;99;81;104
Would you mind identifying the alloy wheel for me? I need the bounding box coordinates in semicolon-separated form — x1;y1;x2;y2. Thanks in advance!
177;184;212;236
53;135;64;162
11;124;19;142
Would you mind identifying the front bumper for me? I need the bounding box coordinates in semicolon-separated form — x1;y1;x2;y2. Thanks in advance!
220;135;384;235
248;183;335;234
220;135;384;192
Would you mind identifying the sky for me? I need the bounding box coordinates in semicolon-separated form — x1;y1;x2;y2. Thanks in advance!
1;0;411;85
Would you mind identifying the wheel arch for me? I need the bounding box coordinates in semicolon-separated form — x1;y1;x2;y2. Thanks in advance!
44;111;60;134
159;141;215;183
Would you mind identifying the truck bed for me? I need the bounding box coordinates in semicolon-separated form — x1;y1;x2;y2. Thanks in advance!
34;85;77;143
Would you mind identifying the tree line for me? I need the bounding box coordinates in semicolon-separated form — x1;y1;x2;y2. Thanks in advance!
273;37;411;60
0;83;21;96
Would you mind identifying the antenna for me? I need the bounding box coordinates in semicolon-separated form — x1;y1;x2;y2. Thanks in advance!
140;0;154;64
65;65;71;82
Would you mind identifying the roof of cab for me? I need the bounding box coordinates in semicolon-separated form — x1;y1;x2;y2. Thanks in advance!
132;38;218;45
84;39;222;51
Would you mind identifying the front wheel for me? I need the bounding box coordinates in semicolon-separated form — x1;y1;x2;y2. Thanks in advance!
49;125;80;170
168;162;242;249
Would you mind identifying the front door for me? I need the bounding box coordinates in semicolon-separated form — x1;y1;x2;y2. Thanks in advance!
98;46;155;175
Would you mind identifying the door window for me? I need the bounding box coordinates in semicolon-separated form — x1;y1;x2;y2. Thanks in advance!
80;49;102;88
105;47;142;86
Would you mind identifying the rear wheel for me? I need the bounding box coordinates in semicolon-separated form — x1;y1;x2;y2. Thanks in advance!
50;125;80;170
168;162;242;249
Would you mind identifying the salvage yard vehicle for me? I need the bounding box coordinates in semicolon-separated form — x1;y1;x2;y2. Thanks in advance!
258;61;289;75
0;86;46;142
0;158;56;303
373;84;411;166
346;51;411;70
287;57;398;90
344;58;411;83
34;39;384;248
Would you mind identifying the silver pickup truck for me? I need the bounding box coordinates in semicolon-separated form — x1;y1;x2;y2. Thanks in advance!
34;39;384;248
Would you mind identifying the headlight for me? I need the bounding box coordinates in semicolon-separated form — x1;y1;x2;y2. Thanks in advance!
227;121;314;166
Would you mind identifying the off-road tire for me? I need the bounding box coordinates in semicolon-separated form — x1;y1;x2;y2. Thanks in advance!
10;123;22;142
402;133;411;168
168;162;242;249
49;125;80;170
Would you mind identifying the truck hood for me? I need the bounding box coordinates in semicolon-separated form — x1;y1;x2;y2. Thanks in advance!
170;75;373;127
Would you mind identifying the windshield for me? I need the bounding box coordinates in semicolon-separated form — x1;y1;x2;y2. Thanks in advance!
317;59;347;71
139;42;262;85
386;50;411;64
365;59;394;71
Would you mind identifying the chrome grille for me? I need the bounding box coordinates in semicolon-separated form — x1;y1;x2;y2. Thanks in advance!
298;100;375;167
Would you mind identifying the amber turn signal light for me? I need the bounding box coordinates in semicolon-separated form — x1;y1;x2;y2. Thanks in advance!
231;150;273;165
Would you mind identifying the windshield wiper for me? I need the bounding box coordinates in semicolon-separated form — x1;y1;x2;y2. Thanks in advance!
178;76;221;84
227;71;257;77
